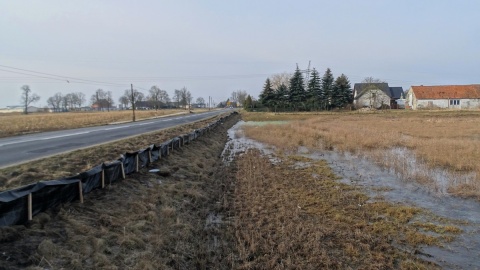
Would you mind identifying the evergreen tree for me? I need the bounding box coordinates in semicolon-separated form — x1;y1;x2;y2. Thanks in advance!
288;66;306;110
275;83;289;111
321;68;335;110
259;78;275;109
307;68;321;110
333;74;352;108
244;95;253;110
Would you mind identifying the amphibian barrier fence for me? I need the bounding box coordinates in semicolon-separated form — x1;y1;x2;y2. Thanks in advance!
0;112;236;227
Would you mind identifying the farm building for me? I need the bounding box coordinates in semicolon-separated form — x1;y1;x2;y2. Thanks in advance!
353;83;404;109
406;85;480;110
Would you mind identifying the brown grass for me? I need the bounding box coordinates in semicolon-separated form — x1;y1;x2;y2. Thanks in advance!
241;110;480;197
0;109;209;138
231;151;457;269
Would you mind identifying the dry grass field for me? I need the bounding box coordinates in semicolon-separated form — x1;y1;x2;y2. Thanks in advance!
242;110;480;198
0;109;207;138
232;151;454;269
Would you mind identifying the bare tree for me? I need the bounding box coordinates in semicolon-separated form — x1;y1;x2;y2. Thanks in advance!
196;97;205;105
270;72;293;90
231;90;248;106
105;91;114;112
90;89;107;111
118;95;129;109
121;89;144;108
75;92;86;108
148;85;162;111
20;85;40;114
173;89;182;108
178;87;192;109
47;92;63;112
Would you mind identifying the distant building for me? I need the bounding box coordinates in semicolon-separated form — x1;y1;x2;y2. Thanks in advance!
406;85;480;110
0;106;43;113
353;83;404;109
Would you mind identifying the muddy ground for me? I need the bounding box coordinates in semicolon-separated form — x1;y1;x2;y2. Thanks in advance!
0;113;240;270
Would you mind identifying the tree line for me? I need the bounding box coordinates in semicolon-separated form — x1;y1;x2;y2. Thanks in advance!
18;85;210;114
257;66;353;111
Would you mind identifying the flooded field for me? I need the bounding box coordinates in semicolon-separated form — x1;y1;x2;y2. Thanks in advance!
227;120;480;269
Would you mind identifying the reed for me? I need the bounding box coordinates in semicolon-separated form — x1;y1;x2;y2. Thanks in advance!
242;110;480;197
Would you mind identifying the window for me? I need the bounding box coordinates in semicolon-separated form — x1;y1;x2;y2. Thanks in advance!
449;99;460;106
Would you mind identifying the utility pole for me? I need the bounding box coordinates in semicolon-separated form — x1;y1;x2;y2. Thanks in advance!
209;96;211;111
131;84;136;122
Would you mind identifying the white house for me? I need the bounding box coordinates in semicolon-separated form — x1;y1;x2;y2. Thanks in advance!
353;83;404;109
406;85;480;110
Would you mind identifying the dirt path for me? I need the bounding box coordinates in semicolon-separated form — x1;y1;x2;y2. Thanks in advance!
0;114;240;269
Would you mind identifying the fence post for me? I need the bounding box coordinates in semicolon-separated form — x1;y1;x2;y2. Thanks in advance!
136;154;139;172
101;169;105;188
28;193;33;221
149;150;152;163
78;181;84;204
167;145;169;156
120;162;126;179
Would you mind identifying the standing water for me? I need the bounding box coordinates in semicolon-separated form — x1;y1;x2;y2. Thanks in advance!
223;121;480;269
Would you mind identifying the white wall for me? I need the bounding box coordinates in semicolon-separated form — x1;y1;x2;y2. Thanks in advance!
414;99;480;110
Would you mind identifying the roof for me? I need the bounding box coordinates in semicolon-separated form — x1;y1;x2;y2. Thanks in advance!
411;85;480;99
354;83;403;100
389;87;404;99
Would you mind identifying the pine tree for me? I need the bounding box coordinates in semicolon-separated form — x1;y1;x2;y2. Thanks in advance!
288;66;306;110
321;68;334;110
333;74;352;107
259;78;275;109
307;68;321;110
244;95;253;110
275;83;289;111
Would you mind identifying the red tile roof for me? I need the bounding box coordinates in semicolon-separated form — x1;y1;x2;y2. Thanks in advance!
411;85;480;99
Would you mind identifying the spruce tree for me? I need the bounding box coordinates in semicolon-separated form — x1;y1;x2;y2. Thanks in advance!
321;68;334;110
275;83;289;111
307;68;321;110
288;66;306;110
259;78;275;110
333;74;352;108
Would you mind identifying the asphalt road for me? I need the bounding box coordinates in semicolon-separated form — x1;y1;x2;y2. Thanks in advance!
0;110;227;169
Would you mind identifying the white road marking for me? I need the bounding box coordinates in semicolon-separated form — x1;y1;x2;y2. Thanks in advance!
0;131;91;147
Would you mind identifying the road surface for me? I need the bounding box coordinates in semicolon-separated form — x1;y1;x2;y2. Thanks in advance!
0;110;227;169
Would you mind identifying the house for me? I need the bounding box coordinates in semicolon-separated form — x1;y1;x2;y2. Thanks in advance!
406;85;480;110
353;83;404;109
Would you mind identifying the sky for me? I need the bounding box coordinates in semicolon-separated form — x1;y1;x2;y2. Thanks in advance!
1;0;479;108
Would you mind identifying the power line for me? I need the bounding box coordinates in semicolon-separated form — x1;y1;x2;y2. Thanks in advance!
0;64;126;87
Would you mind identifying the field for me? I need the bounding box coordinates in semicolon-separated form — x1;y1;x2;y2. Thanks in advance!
242;110;480;198
0;112;457;269
0;109;208;138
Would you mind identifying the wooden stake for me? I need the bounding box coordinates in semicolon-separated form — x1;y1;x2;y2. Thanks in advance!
101;169;105;188
167;145;169;156
78;181;84;204
120;162;126;179
149;150;152;163
28;193;32;221
136;155;139;172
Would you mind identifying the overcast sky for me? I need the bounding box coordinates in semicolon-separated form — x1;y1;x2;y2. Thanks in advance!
1;0;479;108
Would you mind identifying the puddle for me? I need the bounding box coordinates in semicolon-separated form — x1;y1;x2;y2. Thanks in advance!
221;121;279;165
223;121;480;269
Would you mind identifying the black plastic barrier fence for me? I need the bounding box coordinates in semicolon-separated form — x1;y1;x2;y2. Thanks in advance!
0;112;237;227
